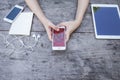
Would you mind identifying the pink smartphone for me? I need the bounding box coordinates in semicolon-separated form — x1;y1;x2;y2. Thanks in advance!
52;26;66;50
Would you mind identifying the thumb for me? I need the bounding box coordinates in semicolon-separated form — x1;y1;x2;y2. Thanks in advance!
57;22;66;27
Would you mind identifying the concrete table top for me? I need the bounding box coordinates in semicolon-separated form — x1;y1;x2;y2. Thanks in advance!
0;0;120;80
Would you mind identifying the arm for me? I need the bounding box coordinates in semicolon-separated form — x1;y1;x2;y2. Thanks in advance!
25;0;47;24
58;0;89;42
75;0;89;25
25;0;58;41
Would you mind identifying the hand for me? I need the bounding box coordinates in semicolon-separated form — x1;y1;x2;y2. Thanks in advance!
58;20;80;42
43;19;59;41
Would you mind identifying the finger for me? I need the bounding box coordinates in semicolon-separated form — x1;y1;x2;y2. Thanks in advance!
46;29;52;41
65;32;70;42
66;36;70;42
48;30;52;41
48;33;52;41
49;24;59;31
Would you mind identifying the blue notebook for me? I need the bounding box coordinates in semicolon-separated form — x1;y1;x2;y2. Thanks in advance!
91;4;120;39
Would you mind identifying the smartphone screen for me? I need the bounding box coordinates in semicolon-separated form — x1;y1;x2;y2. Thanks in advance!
53;28;65;47
6;7;22;20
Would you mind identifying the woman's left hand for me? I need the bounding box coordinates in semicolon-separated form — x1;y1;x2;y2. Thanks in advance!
57;20;80;42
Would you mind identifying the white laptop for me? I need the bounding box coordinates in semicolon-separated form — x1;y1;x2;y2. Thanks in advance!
91;4;120;39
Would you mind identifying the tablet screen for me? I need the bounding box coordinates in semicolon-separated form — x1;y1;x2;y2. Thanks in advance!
92;4;120;39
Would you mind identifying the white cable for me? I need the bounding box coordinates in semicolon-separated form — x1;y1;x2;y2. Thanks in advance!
0;34;15;56
0;34;41;56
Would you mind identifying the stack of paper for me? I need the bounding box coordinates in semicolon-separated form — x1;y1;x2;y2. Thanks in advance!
9;12;33;35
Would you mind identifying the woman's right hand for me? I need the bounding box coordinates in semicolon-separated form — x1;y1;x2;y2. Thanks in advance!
43;19;59;41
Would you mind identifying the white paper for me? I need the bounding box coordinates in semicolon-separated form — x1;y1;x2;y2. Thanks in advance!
9;12;33;35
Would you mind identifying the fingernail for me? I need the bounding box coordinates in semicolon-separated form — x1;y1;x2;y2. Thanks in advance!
57;29;59;31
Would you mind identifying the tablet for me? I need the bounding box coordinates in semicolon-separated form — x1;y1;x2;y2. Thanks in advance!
91;4;120;39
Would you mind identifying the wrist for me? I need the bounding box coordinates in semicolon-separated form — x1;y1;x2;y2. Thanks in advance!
75;16;83;24
38;16;49;25
74;19;81;26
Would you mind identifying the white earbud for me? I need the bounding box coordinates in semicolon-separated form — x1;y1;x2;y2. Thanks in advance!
32;34;41;41
32;34;36;37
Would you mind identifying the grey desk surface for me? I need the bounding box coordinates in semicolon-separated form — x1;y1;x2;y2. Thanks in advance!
0;0;120;80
